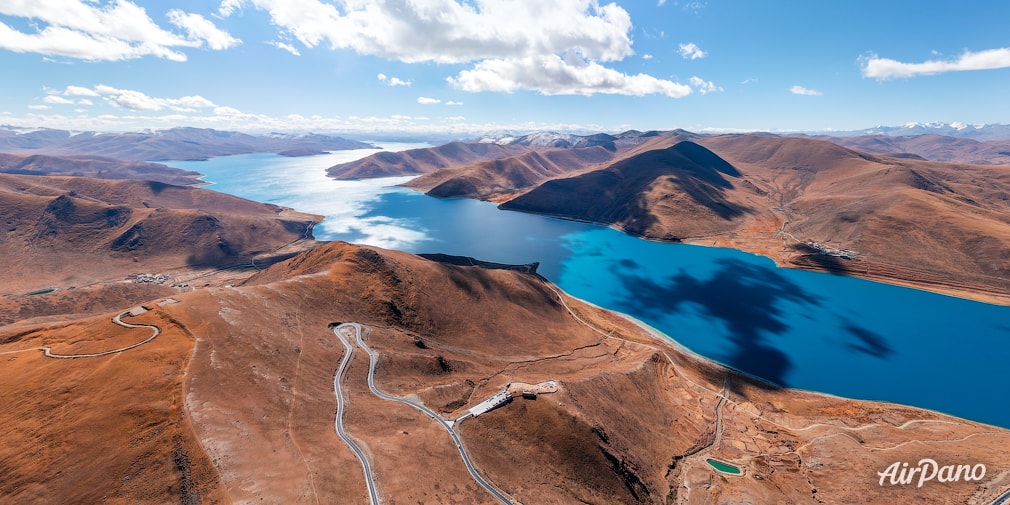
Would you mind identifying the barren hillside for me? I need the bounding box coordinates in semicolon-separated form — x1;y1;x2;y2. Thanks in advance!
3;242;1008;504
0;173;319;323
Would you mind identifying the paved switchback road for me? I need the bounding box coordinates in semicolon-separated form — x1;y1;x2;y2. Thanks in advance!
331;323;380;505
333;323;512;505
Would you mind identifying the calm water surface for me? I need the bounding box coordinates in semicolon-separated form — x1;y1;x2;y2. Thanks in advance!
167;148;1010;428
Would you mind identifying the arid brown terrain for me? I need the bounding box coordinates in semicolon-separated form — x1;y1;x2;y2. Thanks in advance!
338;131;1010;304
0;172;319;325
1;152;205;185
2;241;1009;504
809;133;1010;166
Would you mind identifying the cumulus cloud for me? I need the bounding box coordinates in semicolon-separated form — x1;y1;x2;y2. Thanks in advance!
218;0;633;64
216;0;691;98
43;95;75;105
445;101;464;106
378;74;412;87
64;85;101;97
62;84;221;111
689;76;722;94
448;54;692;97
214;106;242;115
268;41;301;56
78;99;94;106
861;47;1010;79
417;97;441;105
167;9;240;50
0;1;238;61
678;42;706;60
790;85;822;96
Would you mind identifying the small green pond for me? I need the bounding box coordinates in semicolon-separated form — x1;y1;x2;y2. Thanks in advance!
706;459;742;475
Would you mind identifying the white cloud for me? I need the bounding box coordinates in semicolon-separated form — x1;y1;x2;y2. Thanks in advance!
790;85;822;96
78;99;94;106
861;47;1010;79
64;85;100;97
73;84;220;111
212;0;695;99
444;101;464;106
74;108;87;113
377;74;411;87
167;9;241;50
448;54;692;98
678;42;706;60
0;1;237;61
268;40;301;56
214;106;242;115
642;53;653;60
217;0;243;17
43;95;75;105
417;97;442;105
219;0;634;64
28;104;51;110
689;76;721;94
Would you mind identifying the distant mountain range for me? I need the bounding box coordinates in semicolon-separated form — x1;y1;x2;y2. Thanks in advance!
823;122;1010;141
0;126;375;161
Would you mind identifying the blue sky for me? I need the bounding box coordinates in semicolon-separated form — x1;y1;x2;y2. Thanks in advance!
2;0;1009;137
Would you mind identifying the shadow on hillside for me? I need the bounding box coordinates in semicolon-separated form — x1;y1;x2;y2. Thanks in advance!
789;243;851;275
660;141;749;221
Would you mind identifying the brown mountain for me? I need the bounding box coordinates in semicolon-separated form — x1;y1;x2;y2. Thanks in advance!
695;134;1010;302
327;141;534;179
0;152;204;185
0;173;319;323
404;131;691;200
2;242;1008;504
500;140;768;240
810;133;1010;165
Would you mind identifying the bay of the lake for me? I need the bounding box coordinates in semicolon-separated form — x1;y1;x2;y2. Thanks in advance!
167;148;1010;428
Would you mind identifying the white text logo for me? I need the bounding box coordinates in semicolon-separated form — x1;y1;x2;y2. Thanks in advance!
877;459;986;488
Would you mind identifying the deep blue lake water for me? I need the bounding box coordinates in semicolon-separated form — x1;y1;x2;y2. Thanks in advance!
168;148;1010;428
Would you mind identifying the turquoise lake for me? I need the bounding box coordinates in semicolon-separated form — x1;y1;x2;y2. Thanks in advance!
167;148;1010;428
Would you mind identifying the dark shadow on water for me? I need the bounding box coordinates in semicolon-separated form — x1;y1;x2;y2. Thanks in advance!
843;323;893;358
614;258;822;389
617;258;641;270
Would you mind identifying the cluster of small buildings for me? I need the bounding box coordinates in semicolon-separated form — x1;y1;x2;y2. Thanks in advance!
134;273;170;284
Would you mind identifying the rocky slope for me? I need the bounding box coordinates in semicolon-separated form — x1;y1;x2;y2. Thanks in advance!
2;241;1009;504
0;173;319;323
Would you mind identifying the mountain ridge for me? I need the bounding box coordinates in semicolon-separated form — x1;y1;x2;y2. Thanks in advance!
0;126;375;161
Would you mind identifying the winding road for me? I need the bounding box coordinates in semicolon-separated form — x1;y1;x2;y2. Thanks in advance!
331;323;380;505
0;308;163;359
331;323;512;505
